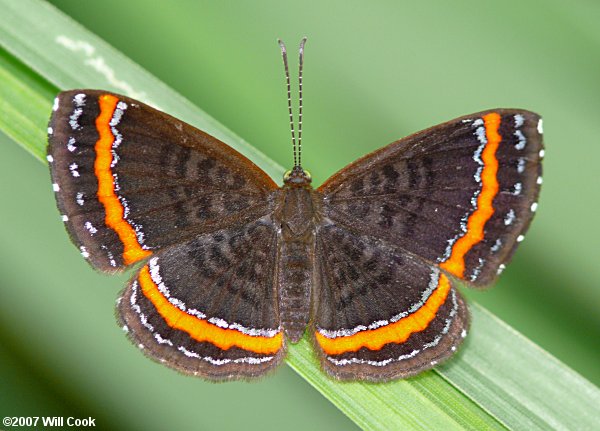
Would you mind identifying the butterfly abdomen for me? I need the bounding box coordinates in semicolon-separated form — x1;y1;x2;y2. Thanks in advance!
277;238;313;342
275;187;320;343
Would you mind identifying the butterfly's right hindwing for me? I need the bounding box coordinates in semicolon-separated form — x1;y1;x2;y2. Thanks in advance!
312;223;469;381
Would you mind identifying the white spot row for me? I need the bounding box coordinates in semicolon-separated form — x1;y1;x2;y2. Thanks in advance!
69;94;86;130
128;281;274;366
327;289;460;367
318;268;442;338
439;118;489;266
147;257;281;338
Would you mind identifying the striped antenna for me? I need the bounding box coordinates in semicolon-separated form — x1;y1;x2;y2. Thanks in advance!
297;37;307;168
278;39;298;168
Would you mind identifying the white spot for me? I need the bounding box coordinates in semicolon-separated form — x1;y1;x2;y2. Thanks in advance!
52;97;59;111
110;102;127;127
491;238;502;253
138;343;145;350
514;114;524;128
539;149;545;158
473;118;484;126
531;202;538;212
76;192;85;206
517;234;525;242
461;329;468;338
470;258;485;282
431;360;438;366
537;118;543;134
122;325;129;333
497;264;506;275
461;119;472;123
517;158;526;174
74;93;86;106
67;137;76;152
69;108;83;130
154;333;173;346
514;130;526;150
537;176;543;185
474;166;483;183
61;214;69;222
47;127;53;135
80;246;90;258
504;209;516;226
451;346;457;352
52;183;60;192
69;163;80;177
512;182;522;196
475;126;487;144
46;155;54;163
84;221;98;235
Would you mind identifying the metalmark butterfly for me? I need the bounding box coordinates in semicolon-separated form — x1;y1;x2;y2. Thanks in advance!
47;39;543;381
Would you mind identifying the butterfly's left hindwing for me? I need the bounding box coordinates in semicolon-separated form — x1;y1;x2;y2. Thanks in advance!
117;218;285;380
319;110;543;287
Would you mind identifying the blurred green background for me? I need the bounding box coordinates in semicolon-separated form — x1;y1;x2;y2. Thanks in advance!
1;1;599;430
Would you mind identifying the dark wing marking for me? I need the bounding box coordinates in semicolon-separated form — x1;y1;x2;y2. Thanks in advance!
312;223;469;381
117;217;285;380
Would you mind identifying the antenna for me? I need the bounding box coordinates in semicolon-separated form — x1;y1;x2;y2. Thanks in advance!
278;39;297;168
297;37;307;168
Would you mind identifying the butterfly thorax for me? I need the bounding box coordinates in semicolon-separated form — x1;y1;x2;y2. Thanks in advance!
275;169;321;342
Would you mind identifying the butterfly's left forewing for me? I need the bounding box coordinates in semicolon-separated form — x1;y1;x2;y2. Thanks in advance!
48;90;277;272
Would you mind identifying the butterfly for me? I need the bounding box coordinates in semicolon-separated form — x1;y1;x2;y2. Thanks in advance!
46;39;543;381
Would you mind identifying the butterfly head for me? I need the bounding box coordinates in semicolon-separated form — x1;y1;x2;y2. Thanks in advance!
283;165;312;187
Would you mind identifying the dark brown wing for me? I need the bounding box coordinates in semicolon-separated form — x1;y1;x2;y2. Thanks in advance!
117;217;285;380
319;109;543;287
47;90;277;272
312;223;469;381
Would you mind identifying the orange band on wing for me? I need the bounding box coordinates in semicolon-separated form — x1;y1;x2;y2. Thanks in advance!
138;265;283;355
440;112;501;278
315;273;451;355
95;94;151;265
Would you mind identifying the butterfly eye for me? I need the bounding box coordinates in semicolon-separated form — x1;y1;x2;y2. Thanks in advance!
283;167;312;185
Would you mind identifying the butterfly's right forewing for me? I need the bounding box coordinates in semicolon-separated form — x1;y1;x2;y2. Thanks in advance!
319;110;543;287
